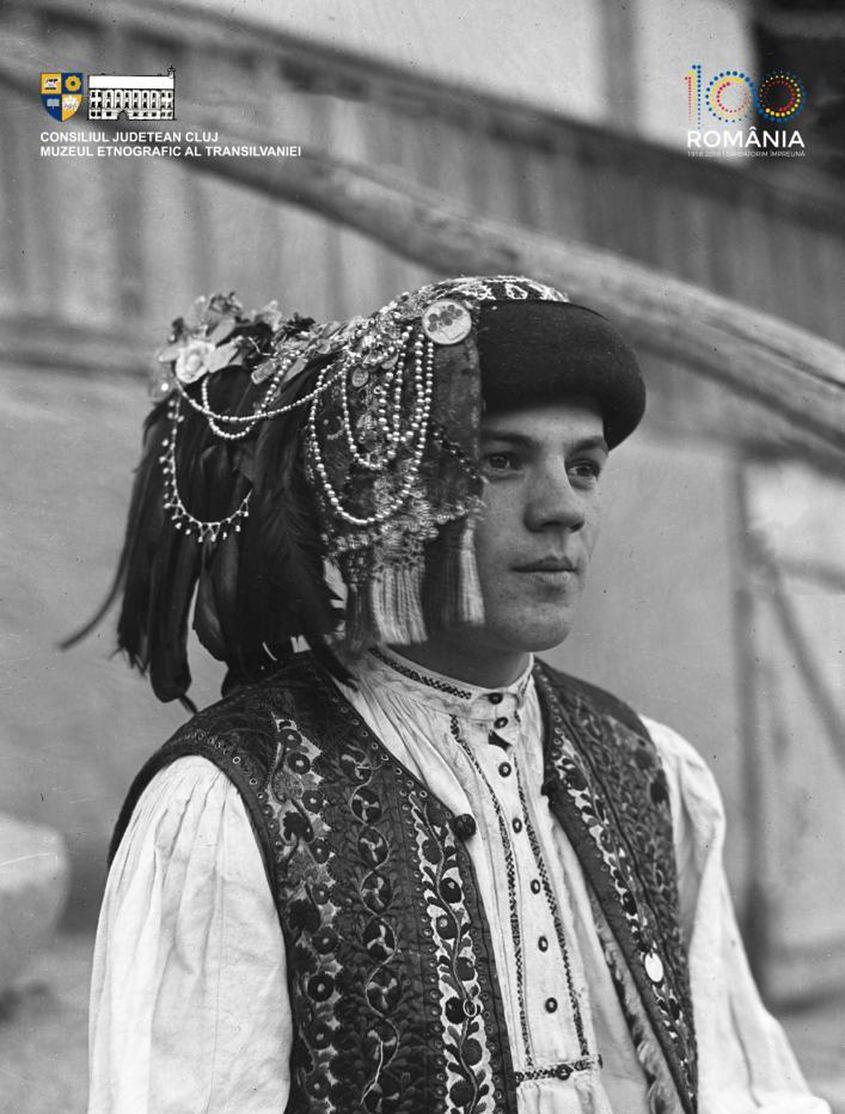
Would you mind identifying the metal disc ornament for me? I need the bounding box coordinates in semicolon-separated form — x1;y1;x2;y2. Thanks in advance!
421;299;472;345
644;950;664;984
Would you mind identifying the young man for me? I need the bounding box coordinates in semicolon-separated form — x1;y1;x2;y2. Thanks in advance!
87;275;828;1113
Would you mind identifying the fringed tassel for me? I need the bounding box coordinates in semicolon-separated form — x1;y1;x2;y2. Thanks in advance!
455;517;484;626
343;582;372;655
369;562;428;646
422;515;485;632
609;950;675;1114
344;513;484;650
344;561;428;652
591;900;679;1114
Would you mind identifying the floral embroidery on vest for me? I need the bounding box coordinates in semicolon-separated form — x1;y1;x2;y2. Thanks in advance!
113;656;517;1113
535;664;697;1113
111;653;697;1113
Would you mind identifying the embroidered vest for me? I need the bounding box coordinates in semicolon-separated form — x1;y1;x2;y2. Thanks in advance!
111;653;698;1114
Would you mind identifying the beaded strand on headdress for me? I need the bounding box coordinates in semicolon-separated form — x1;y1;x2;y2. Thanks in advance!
339;327;414;470
161;308;441;539
160;342;350;541
172;353;345;435
160;396;252;542
305;332;435;529
156;276;569;550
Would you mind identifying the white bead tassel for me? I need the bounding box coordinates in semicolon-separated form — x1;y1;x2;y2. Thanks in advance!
456;517;485;626
369;562;428;645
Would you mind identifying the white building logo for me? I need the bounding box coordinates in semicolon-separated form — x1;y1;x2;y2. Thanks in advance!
87;67;175;121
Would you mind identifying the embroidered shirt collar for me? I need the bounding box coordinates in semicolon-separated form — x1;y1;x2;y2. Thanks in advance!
354;645;534;737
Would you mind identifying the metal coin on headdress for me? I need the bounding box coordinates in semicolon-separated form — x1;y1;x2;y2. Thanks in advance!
421;299;472;345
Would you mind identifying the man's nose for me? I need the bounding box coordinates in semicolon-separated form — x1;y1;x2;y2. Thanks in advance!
523;466;586;532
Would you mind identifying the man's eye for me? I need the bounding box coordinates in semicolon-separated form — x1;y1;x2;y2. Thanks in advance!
482;452;520;473
569;460;602;483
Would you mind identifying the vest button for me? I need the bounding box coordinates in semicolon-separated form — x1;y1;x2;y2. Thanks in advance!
538;935;549;952
530;879;541;894
450;814;477;840
545;996;558;1013
512;817;523;834
498;762;511;777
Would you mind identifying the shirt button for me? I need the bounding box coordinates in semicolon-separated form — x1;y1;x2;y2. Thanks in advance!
512;817;523;833
488;692;503;704
498;762;511;777
494;716;508;729
538;935;549;952
530;879;541;894
544;997;558;1013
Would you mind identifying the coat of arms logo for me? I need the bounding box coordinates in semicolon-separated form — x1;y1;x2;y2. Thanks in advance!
41;72;84;121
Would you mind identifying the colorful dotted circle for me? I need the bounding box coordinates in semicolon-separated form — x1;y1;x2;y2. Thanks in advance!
705;70;754;122
754;71;806;122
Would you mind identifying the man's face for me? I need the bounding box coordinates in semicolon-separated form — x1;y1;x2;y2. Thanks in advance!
469;398;607;657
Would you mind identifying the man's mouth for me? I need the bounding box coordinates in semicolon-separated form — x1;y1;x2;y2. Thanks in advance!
513;557;578;573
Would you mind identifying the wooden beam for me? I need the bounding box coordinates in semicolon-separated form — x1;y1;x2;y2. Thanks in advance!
115;131;845;456
2;55;843;457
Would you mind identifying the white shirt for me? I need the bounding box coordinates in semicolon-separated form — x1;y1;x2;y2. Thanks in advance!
88;650;829;1113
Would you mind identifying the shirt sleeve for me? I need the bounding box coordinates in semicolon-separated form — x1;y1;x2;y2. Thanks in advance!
642;716;831;1114
88;756;291;1114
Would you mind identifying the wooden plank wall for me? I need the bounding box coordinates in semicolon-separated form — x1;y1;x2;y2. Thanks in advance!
2;0;843;363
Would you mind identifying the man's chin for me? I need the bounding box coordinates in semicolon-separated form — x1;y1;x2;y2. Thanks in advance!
419;605;577;658
524;628;574;653
485;616;575;655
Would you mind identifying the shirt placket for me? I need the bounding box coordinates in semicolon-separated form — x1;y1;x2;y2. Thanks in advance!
466;704;590;1070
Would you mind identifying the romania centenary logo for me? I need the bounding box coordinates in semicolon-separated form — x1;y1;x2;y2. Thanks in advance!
41;72;84;121
685;64;806;128
685;63;807;156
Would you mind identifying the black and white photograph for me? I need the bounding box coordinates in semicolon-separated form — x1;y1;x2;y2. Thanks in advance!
1;1;843;1111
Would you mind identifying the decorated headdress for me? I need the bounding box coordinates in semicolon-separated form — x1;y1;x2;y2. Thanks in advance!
77;275;644;705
